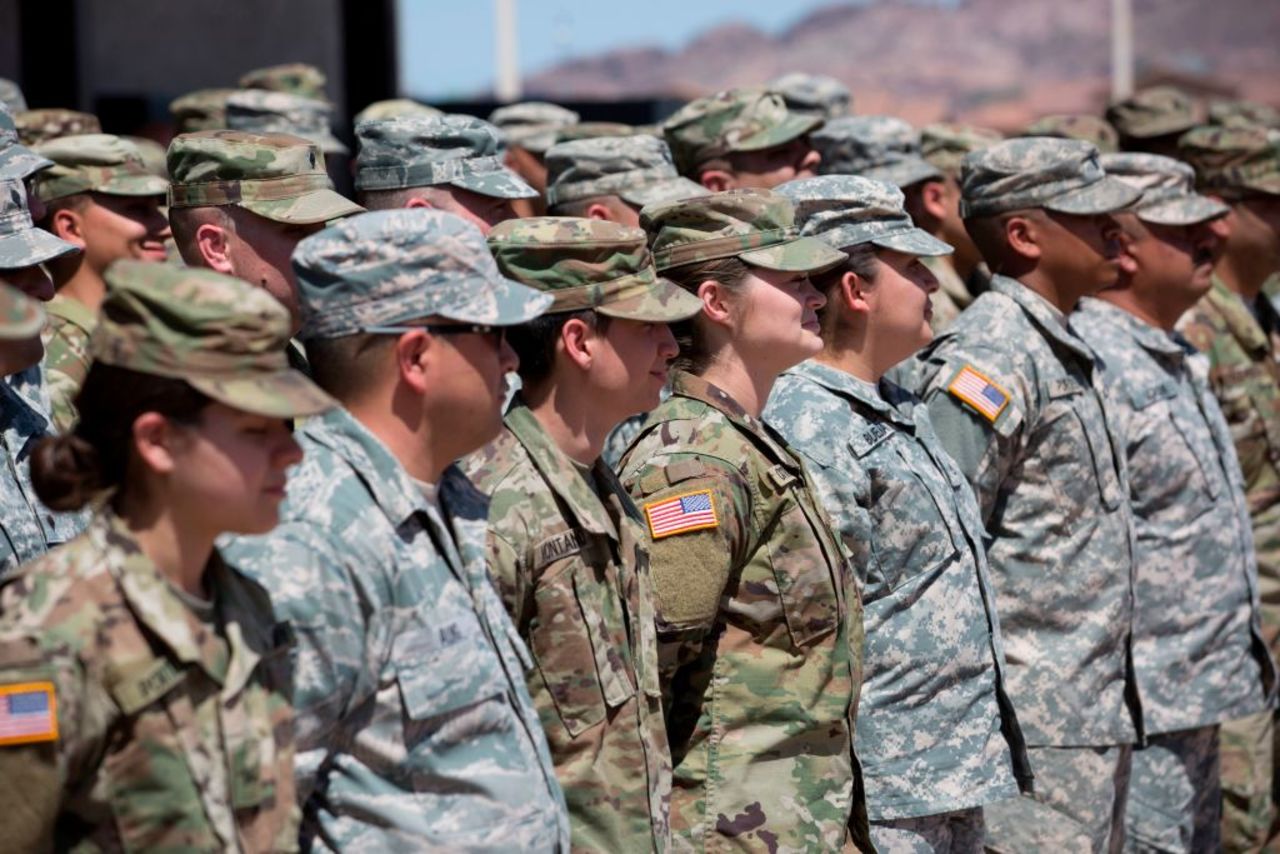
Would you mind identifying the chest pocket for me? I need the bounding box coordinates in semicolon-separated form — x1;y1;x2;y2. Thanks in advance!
762;465;841;649
1037;378;1122;519
394;597;509;727
1129;381;1219;521
528;540;637;738
854;427;960;597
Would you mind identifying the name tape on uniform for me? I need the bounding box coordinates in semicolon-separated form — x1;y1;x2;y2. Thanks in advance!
0;681;58;746
644;489;718;539
947;365;1010;424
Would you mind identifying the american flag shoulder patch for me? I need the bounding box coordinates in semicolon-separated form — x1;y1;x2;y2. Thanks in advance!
0;681;57;747
947;364;1010;424
643;489;719;540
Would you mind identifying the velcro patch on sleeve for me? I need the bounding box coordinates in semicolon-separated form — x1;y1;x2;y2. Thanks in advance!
643;489;719;539
0;682;57;746
946;364;1010;424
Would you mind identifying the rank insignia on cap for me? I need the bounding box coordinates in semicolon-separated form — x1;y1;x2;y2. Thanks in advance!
0;682;57;746
947;364;1010;424
644;489;718;539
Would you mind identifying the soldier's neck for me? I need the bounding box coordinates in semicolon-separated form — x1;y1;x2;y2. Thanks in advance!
699;357;774;418
523;379;607;466
1016;269;1077;316
1216;249;1275;301
54;263;108;311
1095;285;1178;332
116;494;215;598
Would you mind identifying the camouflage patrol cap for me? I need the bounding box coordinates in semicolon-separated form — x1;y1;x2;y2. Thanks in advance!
1177;124;1280;198
353;98;442;126
1024;114;1120;153
169;88;235;134
662;88;823;176
921;122;1004;176
1209;98;1280;130
94;260;334;417
167;130;363;224
553;122;637;145
488;102;581;154
488;217;702;322
812;116;943;188
33;134;168;202
226;89;347;155
959;137;1141;218
14;108;101;145
1099;152;1227;225
777;175;953;256
121;136;169;179
768;72;852;119
354;114;536;198
292;208;553;340
0;178;77;269
238;63;328;101
0;282;45;340
1106;86;1204;140
0;104;53;181
544;135;709;207
0;79;26;114
642;188;845;274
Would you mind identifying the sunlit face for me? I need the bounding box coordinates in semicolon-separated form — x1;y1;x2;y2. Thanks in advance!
425;324;520;452
722;137;822;190
1117;212;1223;307
226;210;325;332
864;248;940;365
1040;210;1126;301
730;266;827;376
79;193;171;270
588;316;680;420
1225;195;1280;270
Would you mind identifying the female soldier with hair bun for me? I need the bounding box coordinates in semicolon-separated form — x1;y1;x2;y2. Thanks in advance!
616;189;872;851
0;261;335;851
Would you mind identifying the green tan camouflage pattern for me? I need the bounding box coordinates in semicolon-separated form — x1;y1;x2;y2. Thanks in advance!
0;281;43;340
461;404;673;852
293;208;552;339
661;88;822;175
764;362;1031;820
32;134;168;201
238;62;328;101
617;370;871;851
921;122;1004;177
1209;98;1280;130
0;512;299;851
1218;709;1276;851
122;135;169;179
1024;114;1120;153
13;108;100;146
1178;124;1280;198
40;294;95;433
353;97;442;125
489;101;581;154
354;114;536;198
0;177;77;270
168;88;235;134
544;134;708;207
1125;727;1223;853
1099;152;1228;225
221;408;571;850
812;115;943;188
642;187;845;274
166;129;362;224
768;72;852;119
1107;85;1205;140
0;104;53;181
0;79;25;114
93;260;334;418
226;89;347;155
958;137;1141;218
777;174;953;256
487;216;701;323
552;121;638;145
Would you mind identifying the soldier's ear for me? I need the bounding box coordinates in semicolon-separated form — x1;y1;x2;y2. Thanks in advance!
698;169;736;193
48;206;86;248
130;411;180;477
584;202;614;221
394;328;433;394
194;222;234;274
840;270;872;316
404;196;433;210
1004;214;1042;262
558;316;595;371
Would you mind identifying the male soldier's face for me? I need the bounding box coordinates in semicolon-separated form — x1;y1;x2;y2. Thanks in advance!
720;137;821;190
79;193;171;270
435;187;519;235
226;209;326;331
1040;211;1126;296
1226;194;1280;270
589;317;680;418
426;323;520;453
1118;212;1222;304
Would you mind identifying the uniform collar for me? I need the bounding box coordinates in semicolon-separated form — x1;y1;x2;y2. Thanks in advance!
991;274;1098;364
785;359;916;428
45;294;98;335
671;370;803;467
1205;275;1272;358
1077;296;1187;358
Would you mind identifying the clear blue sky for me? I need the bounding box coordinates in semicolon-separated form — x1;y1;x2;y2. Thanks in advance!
396;0;840;100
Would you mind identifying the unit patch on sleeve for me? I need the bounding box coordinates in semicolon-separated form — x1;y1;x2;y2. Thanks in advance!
0;682;57;746
643;489;719;539
946;364;1010;424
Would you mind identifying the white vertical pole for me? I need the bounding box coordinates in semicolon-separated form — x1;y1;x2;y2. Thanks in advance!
1111;0;1134;101
495;0;521;102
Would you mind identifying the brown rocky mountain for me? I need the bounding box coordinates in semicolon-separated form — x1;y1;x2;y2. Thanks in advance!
522;0;1280;129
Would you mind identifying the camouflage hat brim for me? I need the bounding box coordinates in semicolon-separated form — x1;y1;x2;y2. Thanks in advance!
239;188;364;225
0;226;78;269
1136;194;1229;226
620;176;711;207
1042;175;1142;216
0;147;53;181
739;235;846;273
596;277;703;324
98;173;169;196
438;274;555;326
450;167;539;200
735;113;823;154
871;228;954;257
307;130;349;156
0;283;45;340
862;157;944;189
187;369;336;419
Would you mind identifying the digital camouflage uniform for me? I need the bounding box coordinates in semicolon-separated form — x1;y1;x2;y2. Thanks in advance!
767;72;853;119
463;217;701;852
1024;114;1121;153
0;260;337;851
222;208;571;851
907;138;1144;853
0;79;26;114
769;175;1031;853
225;89;347;156
544;134;709;210
811;115;943;190
660;88;823;178
31;133;169;431
619;190;872;852
1176;124;1280;852
489;101;581;156
13;108;101;146
0;103;53;182
353;97;441;125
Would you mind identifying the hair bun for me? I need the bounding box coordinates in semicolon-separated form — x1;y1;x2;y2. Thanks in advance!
31;433;106;512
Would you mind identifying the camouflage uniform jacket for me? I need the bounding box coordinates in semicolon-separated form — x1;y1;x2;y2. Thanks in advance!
764;360;1032;821
617;371;871;853
0;375;83;576
462;402;673;853
908;275;1143;747
0;512;300;852
40;293;96;433
222;406;569;852
924;256;972;333
1074;298;1277;732
1177;277;1280;654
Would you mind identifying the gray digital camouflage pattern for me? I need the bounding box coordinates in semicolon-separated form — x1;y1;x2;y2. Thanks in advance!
1099;152;1228;225
763;362;1031;825
660;88;822;176
489;101;581;154
225;89;347;155
811;116;943;189
0;104;53;181
543;134;708;207
353;98;442;125
0;79;26;114
1024;114;1121;153
1125;727;1222;854
0;177;76;270
768;72;852;118
775;174;952;257
958;137;1139;218
920;122;1003;177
